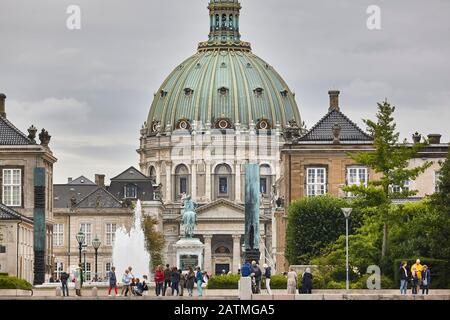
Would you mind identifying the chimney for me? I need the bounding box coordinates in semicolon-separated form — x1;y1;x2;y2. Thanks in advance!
95;174;106;187
328;90;340;112
0;93;6;118
68;177;73;184
428;134;442;144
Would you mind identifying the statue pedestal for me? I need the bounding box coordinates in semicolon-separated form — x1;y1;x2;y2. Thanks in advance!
174;238;205;271
244;249;261;264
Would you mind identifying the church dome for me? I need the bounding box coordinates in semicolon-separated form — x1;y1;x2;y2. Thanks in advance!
146;0;301;133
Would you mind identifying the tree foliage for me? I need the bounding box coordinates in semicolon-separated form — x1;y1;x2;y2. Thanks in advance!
143;216;165;270
285;196;362;265
431;150;450;215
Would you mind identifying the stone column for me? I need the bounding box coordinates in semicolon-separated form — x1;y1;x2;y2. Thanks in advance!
235;162;241;203
191;162;197;200
232;234;241;273
165;162;172;202
203;235;213;275
205;162;212;202
156;162;161;185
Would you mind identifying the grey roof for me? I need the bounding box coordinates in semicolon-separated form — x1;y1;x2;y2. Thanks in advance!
69;176;96;185
0;116;33;145
75;187;123;208
300;109;373;142
110;166;151;181
54;184;98;208
0;203;33;223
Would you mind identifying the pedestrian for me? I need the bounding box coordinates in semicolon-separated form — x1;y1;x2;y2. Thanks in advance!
163;264;171;296
263;264;272;295
133;278;144;296
411;266;418;295
399;261;408;295
154;265;165;296
142;275;149;296
196;266;204;297
108;266;118;296
186;267;195;297
170;267;180;296
203;271;210;285
179;269;185;296
301;268;313;294
121;269;131;296
287;267;297;295
250;261;262;294
74;264;83;296
422;265;431;295
60;270;69;297
411;259;423;291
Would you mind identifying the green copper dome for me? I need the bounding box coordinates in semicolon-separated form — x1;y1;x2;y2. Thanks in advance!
146;0;301;133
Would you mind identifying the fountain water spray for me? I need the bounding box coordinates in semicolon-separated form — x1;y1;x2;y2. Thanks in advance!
112;200;150;281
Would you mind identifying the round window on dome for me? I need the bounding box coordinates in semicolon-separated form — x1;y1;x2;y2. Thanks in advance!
219;120;228;129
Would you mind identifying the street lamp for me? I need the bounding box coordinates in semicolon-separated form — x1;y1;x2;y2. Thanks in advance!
341;208;353;291
75;229;85;265
92;235;101;282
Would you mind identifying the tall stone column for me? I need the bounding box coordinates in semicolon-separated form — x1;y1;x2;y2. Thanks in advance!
235;162;241;202
205;162;212;202
232;234;241;273
191;162;197;200
165;162;172;202
203;235;213;274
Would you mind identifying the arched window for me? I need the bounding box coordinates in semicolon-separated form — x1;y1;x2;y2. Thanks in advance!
215;14;220;29
175;164;189;200
260;164;272;196
214;164;233;199
229;15;234;30
149;166;156;184
222;14;227;28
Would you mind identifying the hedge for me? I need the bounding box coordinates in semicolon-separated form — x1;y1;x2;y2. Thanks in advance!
206;275;240;289
0;273;8;277
0;275;32;290
393;258;450;289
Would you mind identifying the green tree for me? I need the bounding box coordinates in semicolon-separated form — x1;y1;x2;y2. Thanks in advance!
343;101;431;259
285;196;362;265
143;216;165;270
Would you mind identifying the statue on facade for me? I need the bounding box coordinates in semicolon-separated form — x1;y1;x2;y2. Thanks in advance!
181;194;198;238
39;129;51;147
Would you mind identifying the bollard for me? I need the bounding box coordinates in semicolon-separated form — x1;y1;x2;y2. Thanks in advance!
92;287;98;298
238;277;252;300
55;287;62;297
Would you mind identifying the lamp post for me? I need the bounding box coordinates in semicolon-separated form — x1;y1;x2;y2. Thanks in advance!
341;208;353;291
75;230;85;265
92;235;101;282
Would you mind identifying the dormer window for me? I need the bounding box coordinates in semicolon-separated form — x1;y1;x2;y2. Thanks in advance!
280;89;288;98
220;62;227;68
176;118;191;131
184;88;194;96
254;87;264;97
160;90;168;98
196;63;202;69
218;87;229;96
124;184;137;199
213;117;233;130
246;63;252;68
256;118;271;130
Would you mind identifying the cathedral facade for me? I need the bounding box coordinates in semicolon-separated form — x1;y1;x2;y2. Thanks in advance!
138;0;302;274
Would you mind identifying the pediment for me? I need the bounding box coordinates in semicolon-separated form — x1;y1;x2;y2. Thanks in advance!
196;199;244;220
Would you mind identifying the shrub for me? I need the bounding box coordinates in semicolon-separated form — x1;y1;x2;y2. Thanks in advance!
262;274;287;289
393;258;450;289
286;196;362;265
351;274;396;289
206;274;240;289
0;273;9;277
0;276;32;290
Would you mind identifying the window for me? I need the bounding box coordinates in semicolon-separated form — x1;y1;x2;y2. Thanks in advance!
0;245;6;253
80;223;92;246
346;167;368;197
55;262;64;280
180;177;187;195
306;168;327;197
124;185;137;199
392;181;410;194
105;262;111;278
106;223;116;246
83;262;91;281
347;167;368;186
2;169;21;207
53;224;64;247
260;178;268;194
219;177;228;194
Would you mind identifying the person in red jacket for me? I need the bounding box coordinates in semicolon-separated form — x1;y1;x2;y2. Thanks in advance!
154;265;165;296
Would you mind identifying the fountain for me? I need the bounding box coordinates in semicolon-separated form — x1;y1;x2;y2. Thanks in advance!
112;200;151;280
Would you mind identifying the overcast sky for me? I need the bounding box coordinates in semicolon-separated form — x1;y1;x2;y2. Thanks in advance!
0;0;449;184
